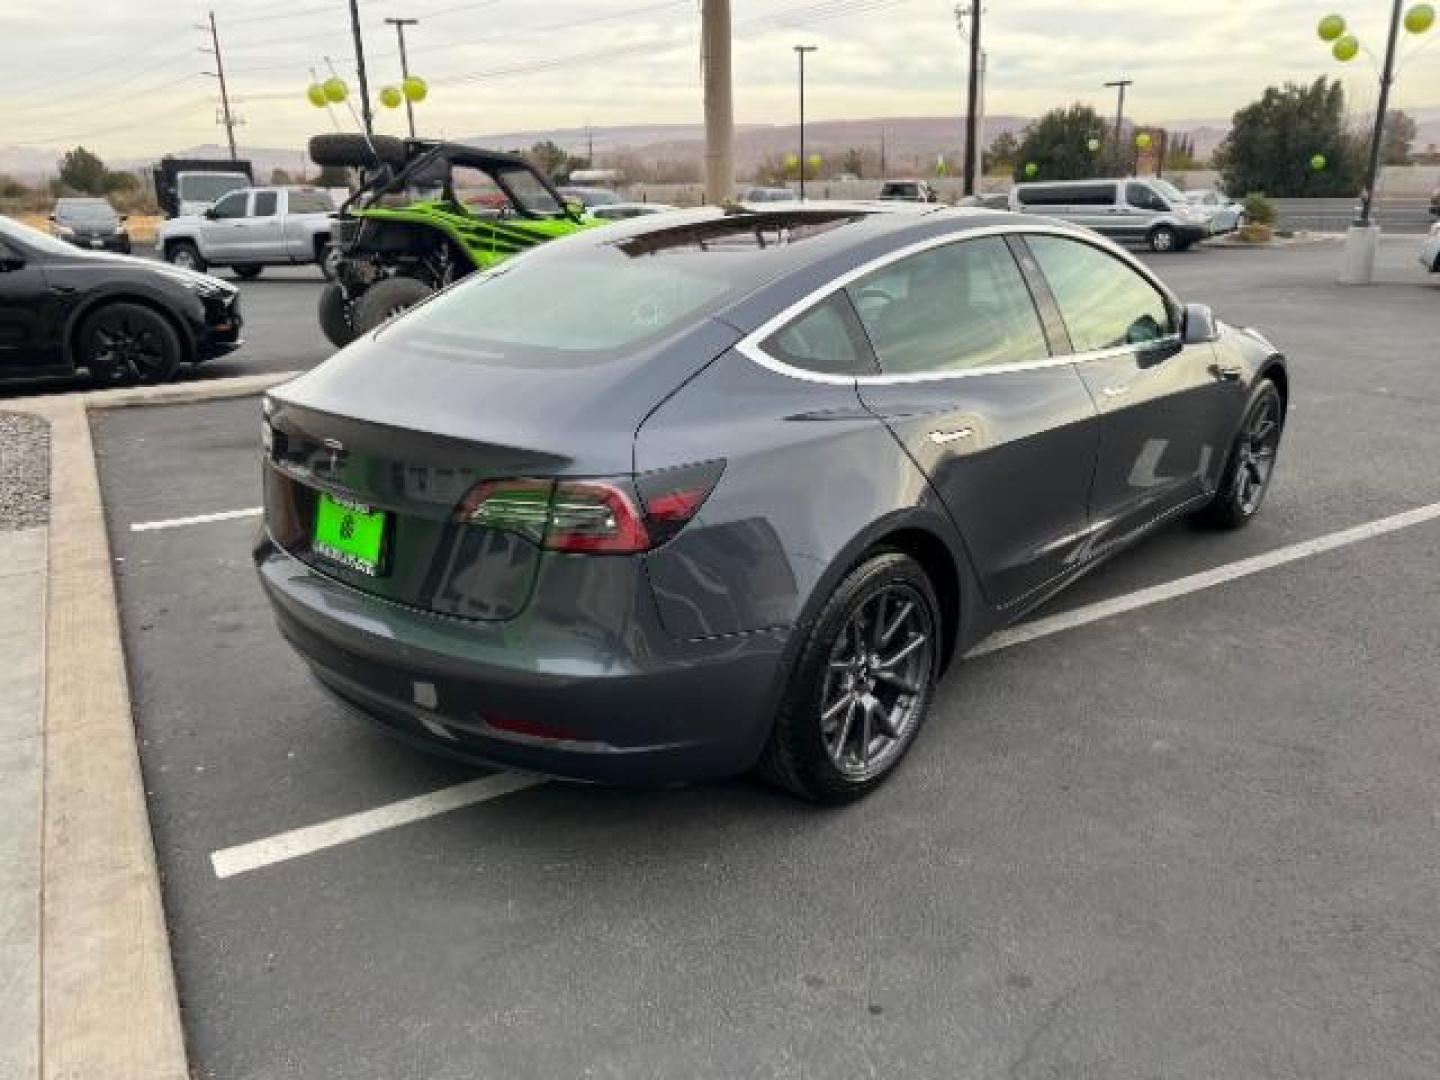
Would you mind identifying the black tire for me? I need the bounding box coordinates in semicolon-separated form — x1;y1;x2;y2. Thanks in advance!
166;241;206;273
318;283;357;348
1192;379;1285;530
77;302;184;386
352;276;434;336
232;265;263;280
318;241;340;281
308;132;408;170
1148;225;1178;253
758;552;941;803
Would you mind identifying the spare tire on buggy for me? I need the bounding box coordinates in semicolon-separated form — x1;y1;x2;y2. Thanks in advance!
308;133;409;170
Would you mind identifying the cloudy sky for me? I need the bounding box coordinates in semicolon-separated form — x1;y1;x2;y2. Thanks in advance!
3;0;1438;156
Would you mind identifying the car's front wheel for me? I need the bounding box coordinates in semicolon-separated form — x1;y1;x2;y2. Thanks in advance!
166;241;205;273
352;276;434;336
760;551;941;803
78;302;183;386
318;283;356;348
1193;378;1285;529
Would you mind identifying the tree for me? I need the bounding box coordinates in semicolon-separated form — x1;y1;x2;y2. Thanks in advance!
528;140;569;179
1164;132;1199;171
57;146;108;195
1013;104;1117;181
1213;77;1363;197
1381;109;1417;165
841;147;865;178
0;174;30;199
270;167;293;185
984;130;1020;174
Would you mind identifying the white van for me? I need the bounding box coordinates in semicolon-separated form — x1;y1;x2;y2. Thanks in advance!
1009;177;1213;253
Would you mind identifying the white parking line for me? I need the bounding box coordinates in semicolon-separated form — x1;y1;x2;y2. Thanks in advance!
207;498;1440;879
131;507;262;532
210;772;544;879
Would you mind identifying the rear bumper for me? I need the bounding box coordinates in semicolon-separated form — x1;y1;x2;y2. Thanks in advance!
255;534;792;784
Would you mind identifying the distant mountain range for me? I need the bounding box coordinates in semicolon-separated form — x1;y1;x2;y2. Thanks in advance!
5;109;1439;181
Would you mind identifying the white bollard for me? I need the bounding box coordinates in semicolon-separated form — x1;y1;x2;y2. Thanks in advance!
1339;224;1380;285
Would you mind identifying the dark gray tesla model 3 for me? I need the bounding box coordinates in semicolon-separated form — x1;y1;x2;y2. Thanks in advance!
256;206;1287;801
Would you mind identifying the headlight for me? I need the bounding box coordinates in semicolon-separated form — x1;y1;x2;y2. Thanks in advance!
56;226;75;238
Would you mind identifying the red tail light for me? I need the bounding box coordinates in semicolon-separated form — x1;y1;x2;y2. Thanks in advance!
455;461;724;555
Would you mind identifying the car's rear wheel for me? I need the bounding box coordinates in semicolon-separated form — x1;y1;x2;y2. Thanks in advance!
1148;225;1178;253
166;241;205;273
318;283;357;348
1193;378;1285;529
233;265;263;280
352;276;434;336
759;552;940;803
78;302;183;386
319;243;341;281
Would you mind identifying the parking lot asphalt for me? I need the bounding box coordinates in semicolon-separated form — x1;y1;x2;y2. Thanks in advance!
93;237;1440;1079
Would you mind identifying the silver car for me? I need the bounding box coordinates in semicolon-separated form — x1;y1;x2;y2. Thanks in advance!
1419;221;1440;274
1186;189;1245;233
1010;177;1213;253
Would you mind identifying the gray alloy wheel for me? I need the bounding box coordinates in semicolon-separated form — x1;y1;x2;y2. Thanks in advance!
167;242;205;273
1193;379;1284;529
760;551;940;802
79;302;183;386
1148;225;1178;253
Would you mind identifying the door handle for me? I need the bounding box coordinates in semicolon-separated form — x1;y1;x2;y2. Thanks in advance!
1211;362;1243;382
1101;384;1131;398
928;427;974;445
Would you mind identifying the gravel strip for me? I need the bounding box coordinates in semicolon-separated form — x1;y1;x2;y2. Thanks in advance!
0;411;50;532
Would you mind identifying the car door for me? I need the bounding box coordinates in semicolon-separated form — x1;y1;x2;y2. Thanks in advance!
241;189;284;263
850;234;1100;609
1072;182;1123;237
200;190;250;260
0;239;65;370
1021;232;1234;555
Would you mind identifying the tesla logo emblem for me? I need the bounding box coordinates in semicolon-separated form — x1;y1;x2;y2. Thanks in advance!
321;437;344;473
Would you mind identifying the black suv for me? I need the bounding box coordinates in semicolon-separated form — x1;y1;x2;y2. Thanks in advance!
50;198;131;254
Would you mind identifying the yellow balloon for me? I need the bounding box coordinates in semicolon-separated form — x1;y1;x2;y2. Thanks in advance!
402;76;428;103
1135;132;1152;149
1317;13;1346;41
323;76;348;103
306;83;328;108
380;85;403;109
784;153;799;167
1404;3;1435;33
1332;34;1360;61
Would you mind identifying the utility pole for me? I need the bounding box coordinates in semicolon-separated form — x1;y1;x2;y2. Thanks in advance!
956;4;983;196
384;17;419;138
701;0;734;203
1357;0;1405;227
204;11;239;160
349;0;374;135
795;45;817;201
1104;78;1133;174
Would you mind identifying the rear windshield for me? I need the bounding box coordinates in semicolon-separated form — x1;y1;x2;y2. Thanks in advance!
179;173;249;202
383;212;871;362
56;201;117;223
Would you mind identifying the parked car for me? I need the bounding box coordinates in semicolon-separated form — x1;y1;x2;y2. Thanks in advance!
1010;177;1213;252
589;202;678;221
49;198;131;254
558;186;623;208
157;186;336;280
1420;221;1440;273
1185;189;1245;233
879;179;939;203
741;186;795;203
0;214;240;384
255;205;1287;802
151;156;254;218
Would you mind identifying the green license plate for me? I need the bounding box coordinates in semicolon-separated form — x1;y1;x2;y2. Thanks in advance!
313;492;387;576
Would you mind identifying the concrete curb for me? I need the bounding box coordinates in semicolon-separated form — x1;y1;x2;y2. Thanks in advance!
11;373;298;1080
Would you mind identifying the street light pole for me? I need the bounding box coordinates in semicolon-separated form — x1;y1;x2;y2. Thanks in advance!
1104;78;1133;174
1357;0;1405;226
957;4;983;197
795;45;817;201
385;17;419;138
348;0;374;136
701;0;734;203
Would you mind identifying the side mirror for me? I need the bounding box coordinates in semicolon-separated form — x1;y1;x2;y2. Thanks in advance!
1182;302;1219;345
47;213;56;222
118;214;129;223
203;207;219;220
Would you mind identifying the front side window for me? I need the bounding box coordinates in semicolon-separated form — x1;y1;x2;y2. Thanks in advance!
211;191;247;219
760;292;875;376
845;237;1050;375
1026;235;1174;352
1126;182;1168;212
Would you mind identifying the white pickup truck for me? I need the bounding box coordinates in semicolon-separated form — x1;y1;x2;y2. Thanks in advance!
157;186;337;280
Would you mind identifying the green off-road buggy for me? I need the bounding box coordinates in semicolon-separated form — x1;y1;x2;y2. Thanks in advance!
309;134;597;346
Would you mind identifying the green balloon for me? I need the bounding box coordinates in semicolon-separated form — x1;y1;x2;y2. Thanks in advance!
322;77;348;104
1311;153;1328;171
306;83;328;108
1404;3;1435;33
1317;13;1346;41
402;75;428;103
1135;132;1152;149
379;85;403;109
1023;162;1038;178
1087;137;1101;152
1332;34;1360;61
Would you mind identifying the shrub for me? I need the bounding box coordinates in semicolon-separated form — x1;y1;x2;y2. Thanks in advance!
1242;192;1277;226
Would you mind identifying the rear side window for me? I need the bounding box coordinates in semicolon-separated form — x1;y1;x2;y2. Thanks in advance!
1026;235;1174;352
846;237;1050;375
253;191;278;217
1018;184;1115;207
760;292;876;376
288;191;334;213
